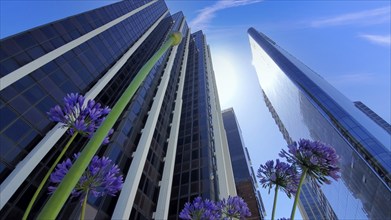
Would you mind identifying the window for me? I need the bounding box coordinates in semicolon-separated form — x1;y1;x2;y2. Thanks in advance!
4;119;30;142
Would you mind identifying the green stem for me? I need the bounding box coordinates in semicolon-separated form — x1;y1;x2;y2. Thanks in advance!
271;186;278;220
22;132;78;220
37;32;182;219
290;168;307;220
80;190;89;220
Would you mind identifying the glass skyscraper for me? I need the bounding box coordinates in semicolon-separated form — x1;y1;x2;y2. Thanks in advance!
222;108;266;220
0;1;236;219
248;27;390;219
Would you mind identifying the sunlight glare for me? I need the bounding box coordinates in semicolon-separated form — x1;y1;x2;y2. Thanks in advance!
212;49;239;108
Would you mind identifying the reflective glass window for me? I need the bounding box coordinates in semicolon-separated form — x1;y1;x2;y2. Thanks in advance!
4;118;30;142
14;52;32;66
0;106;17;131
14;34;36;49
0;58;19;75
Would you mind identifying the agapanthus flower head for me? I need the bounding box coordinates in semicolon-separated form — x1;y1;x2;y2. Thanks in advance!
217;196;251;219
279;139;340;185
48;153;123;202
179;197;220;220
47;93;113;144
257;159;299;198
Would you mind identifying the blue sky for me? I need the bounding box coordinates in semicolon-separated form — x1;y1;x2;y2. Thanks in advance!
1;0;390;219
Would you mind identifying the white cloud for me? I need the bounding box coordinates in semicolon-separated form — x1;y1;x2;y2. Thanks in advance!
190;0;262;31
310;6;390;27
359;34;391;46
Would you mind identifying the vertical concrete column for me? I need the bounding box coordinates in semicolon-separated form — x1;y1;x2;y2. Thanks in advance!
112;33;182;219
154;25;190;219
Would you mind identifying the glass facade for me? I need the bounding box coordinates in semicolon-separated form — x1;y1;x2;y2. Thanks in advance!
0;0;168;184
222;108;266;220
0;0;234;219
1;0;172;218
168;30;221;220
248;27;391;219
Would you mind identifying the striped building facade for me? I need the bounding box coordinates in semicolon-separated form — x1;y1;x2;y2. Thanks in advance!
0;1;236;219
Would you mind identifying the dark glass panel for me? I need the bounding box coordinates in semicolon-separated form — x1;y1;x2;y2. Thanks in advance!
41;41;55;53
9;96;31;114
23;84;45;103
3;145;22;164
13;75;34;92
30;69;46;81
0;47;8;61
24;107;47;127
26;46;45;59
59;80;79;94
69;29;81;39
0;106;17;131
48;69;67;86
41;61;59;74
30;28;47;44
19;130;41;152
0;85;18;102
50;37;65;48
53;22;67;36
36;95;57;113
1;39;23;57
0;163;11;182
39;77;65;101
40;25;58;39
0;58;19;74
62;34;72;42
4;118;30;142
0;134;14;156
14;52;32;66
14;33;37;49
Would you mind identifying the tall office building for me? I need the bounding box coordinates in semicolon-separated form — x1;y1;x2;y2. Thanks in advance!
222;108;266;220
248;27;390;219
0;1;236;219
166;30;237;219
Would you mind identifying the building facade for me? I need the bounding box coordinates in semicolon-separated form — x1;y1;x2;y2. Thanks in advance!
166;30;237;219
222;108;266;220
248;27;391;219
0;1;236;219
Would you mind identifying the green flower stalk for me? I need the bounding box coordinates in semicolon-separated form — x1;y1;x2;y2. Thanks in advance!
279;139;340;220
257;159;299;220
37;32;182;219
23;93;111;220
48;154;123;220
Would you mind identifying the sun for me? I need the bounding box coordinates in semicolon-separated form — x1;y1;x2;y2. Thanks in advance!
211;49;239;108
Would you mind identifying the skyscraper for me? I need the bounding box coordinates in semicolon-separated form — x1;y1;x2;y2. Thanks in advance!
248;27;390;219
0;1;236;219
166;29;238;219
222;108;266;220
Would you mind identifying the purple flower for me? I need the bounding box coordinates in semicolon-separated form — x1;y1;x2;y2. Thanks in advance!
217;196;251;219
279;139;340;185
47;93;113;143
179;197;220;220
258;159;299;198
48;153;123;202
277;218;290;220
